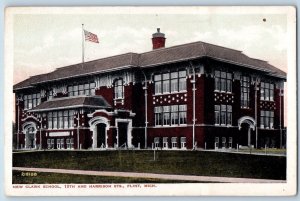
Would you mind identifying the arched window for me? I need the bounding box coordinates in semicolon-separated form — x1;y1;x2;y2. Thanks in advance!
114;78;124;99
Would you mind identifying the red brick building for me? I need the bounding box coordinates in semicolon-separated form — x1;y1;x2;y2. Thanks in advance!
13;28;286;150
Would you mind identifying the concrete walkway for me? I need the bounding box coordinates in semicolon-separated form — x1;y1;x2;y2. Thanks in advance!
13;167;285;183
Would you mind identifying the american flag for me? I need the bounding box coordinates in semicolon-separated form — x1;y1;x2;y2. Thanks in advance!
84;30;99;43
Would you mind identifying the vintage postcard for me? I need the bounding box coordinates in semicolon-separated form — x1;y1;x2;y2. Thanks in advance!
4;6;297;196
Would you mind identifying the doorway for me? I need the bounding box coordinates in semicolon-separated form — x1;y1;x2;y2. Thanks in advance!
118;122;128;147
96;123;106;148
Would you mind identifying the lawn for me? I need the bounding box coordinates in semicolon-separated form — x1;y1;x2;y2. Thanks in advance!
13;150;286;180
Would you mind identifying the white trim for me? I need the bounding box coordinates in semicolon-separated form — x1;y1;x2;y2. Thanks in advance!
87;109;114;118
22;121;37;149
21;115;39;122
115;118;133;148
238;116;256;130
88;116;110;149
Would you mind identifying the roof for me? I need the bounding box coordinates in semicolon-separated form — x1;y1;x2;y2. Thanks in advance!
29;96;111;112
14;41;286;91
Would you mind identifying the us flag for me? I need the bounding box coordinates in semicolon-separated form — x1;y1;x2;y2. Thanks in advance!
84;30;99;43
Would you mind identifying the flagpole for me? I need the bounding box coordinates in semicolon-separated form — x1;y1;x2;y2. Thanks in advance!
82;24;85;68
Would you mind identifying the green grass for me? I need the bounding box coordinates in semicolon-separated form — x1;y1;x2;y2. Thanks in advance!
12;171;199;184
13;150;286;180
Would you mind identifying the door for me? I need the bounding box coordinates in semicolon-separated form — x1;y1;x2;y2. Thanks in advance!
118;122;128;147
96;123;106;148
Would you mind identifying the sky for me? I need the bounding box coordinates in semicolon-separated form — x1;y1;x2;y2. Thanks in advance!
13;10;288;84
11;7;290;126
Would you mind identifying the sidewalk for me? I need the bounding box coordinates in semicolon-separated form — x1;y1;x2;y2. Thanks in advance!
13;167;286;183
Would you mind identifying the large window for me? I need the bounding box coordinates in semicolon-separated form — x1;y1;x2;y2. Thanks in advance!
24;93;41;109
241;75;250;108
163;106;170;125
179;105;187;124
260;82;274;101
154;106;162;126
214;70;232;92
260;110;274;129
48;110;74;129
68;82;95;97
114;78;124;99
154;104;187;126
154;70;186;94
214;104;232;125
170;105;179;125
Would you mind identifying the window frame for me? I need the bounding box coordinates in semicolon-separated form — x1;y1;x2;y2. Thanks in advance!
214;70;232;93
241;75;250;108
114;78;124;99
154;70;187;95
260;81;274;101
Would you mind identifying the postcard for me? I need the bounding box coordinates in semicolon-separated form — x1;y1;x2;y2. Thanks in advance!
4;6;297;196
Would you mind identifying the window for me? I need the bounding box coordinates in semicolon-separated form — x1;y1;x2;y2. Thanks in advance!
260;82;274;101
260;110;274;129
58;111;63;129
47;113;52;129
214;70;232;92
154;106;162;126
241;75;250;108
154;70;186;95
24;93;41;109
214;105;232;125
162;73;170;93
171;137;177;148
163;106;170;126
221;105;226;125
170;72;178;92
114;79;124;99
227;105;232;125
66;138;73;149
66;138;74;149
170;105;179;125
222;137;226;148
155;105;186;126
68;82;96;97
63;111;69;128
48;110;75;129
214;105;220;125
69;110;74;128
163;137;168;148
47;89;54;100
154;137;160;148
60;138;64;149
229;137;233;148
154;75;162;94
180;137;186;149
215;137;219;149
179;105;187;124
53;112;58;129
178;70;187;91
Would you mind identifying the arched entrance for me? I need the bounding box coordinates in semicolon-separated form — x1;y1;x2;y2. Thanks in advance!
238;116;256;147
89;116;109;149
22;122;37;149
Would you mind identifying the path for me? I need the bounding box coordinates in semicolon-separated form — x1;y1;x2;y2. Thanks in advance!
13;167;286;183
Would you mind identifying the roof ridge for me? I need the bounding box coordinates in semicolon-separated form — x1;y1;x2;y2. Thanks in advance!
141;41;203;55
54;52;139;71
201;41;243;53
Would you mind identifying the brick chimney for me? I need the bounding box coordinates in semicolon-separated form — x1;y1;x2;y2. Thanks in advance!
152;28;166;49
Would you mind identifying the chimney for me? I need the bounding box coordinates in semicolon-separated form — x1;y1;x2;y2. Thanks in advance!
152;28;166;49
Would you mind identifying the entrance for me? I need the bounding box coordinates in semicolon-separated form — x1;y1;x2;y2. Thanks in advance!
25;127;36;149
240;123;250;146
96;123;106;148
118;122;128;147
